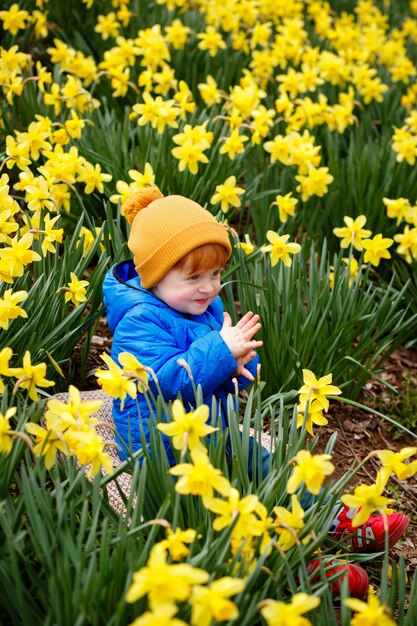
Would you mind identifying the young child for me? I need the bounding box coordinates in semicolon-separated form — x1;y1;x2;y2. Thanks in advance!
103;187;409;596
103;187;263;465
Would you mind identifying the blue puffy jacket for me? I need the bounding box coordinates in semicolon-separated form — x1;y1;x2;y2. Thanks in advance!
103;260;259;460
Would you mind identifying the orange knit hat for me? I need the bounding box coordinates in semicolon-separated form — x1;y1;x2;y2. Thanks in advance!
124;188;232;288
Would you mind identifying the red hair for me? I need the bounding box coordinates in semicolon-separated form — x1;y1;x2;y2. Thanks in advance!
175;243;229;274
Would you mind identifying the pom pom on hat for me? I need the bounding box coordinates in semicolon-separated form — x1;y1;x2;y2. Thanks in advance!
123;187;164;224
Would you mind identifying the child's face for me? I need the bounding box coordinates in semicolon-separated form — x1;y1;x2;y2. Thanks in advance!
152;265;223;315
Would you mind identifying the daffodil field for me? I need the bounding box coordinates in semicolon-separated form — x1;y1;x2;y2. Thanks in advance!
2;0;417;624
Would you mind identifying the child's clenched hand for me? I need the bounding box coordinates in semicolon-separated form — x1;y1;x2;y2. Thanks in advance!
220;311;263;359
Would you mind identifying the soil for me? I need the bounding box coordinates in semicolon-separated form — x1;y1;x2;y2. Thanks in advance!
313;344;417;577
73;320;417;573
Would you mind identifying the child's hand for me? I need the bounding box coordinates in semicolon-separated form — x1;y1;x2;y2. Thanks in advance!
234;350;258;381
220;311;263;359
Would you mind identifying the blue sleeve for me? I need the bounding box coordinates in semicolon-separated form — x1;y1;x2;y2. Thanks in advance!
112;308;238;404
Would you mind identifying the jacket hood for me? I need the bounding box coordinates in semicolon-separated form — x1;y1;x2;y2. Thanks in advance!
103;260;162;334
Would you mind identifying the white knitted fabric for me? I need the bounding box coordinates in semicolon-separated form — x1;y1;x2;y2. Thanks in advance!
49;390;272;516
50;390;136;516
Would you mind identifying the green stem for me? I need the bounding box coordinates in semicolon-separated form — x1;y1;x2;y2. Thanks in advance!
172;447;187;531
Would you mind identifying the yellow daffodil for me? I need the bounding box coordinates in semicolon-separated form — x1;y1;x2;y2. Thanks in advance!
203;486;261;533
10;350;55;402
33;213;64;256
125;543;209;608
46;38;75;67
0;259;14;284
41;144;84;186
25;422;68;468
383;197;411;225
67;429;114;477
264;134;292;165
108;66;130;98
295;166;334;201
0;175;19;215
173;80;195;120
45;384;102;431
198;74;222;107
76;226;103;257
77;162;112;194
197;26;227;57
157;399;217;453
392;125;417;165
219;129;249;160
0;3;30;35
277;67;305;100
260;592;320;626
24;175;55;212
359;77;389;105
165;19;191;50
95;353;137;409
110;179;139;206
63;272;89;306
32;10;49;39
341;472;395;527
0;347;13;394
235;234;255;255
128;162;155;188
15;121;52;162
169;448;231;498
391;57;417;85
333;215;372;251
50;126;69;147
262;231;301;267
287;450;334;495
0;232;42;278
136;24;170;69
362;234;393;267
210;176;245;212
118;351;149;392
13;170;37;193
273;192;298;223
272;495;306;551
190;577;245;626
34;60;52;92
0;407;17;455
298;369;342;413
335;256;360;287
2;71;24;106
376;447;417;484
133;92;180;134
159;527;197;561
43;83;63;116
344;586;396;626
94;12;120;40
0;289;28;330
172;140;210;174
64;111;86;139
394;226;417;263
296;399;329;436
171;123;212;174
50;182;71;213
5;135;31;170
250;105;276;145
226;82;263;119
149;64;176;98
